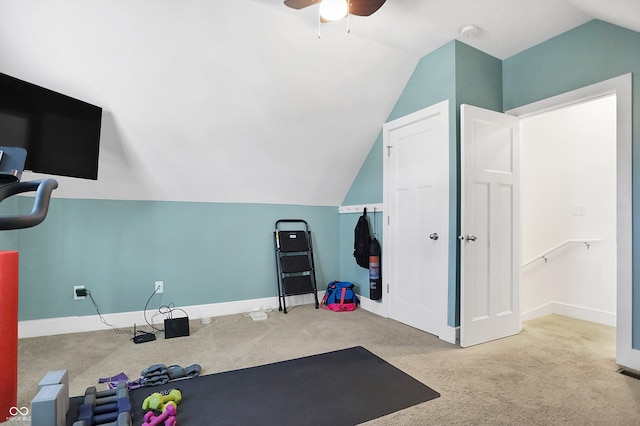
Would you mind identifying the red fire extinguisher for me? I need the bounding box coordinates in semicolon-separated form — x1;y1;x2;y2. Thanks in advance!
369;237;381;300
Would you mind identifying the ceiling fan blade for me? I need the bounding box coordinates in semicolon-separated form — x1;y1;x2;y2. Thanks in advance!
284;0;321;10
348;0;386;16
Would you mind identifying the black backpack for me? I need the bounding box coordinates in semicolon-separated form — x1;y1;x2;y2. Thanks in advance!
353;208;372;268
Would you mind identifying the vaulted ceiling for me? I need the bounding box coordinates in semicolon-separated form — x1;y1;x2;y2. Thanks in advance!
0;0;638;205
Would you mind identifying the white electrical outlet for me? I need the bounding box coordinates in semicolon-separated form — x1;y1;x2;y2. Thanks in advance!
73;285;85;300
155;281;164;294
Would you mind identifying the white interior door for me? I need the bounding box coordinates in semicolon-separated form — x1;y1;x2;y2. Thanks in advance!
460;104;521;347
383;100;449;338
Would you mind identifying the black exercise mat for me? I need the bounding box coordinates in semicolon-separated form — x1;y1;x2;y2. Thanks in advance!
68;346;440;425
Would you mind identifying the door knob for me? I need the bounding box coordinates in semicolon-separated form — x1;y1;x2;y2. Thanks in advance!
429;233;439;241
466;234;478;242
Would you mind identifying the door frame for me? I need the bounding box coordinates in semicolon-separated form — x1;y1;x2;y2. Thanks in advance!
507;73;638;371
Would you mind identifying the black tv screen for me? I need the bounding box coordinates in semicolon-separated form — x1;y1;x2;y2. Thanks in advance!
0;72;102;180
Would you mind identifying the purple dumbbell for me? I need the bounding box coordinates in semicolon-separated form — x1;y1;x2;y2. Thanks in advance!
142;402;177;426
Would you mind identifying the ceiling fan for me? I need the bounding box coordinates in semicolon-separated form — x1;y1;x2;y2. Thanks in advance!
284;0;387;22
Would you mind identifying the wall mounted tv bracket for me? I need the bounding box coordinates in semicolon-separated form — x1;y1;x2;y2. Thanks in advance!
0;147;58;230
0;147;26;184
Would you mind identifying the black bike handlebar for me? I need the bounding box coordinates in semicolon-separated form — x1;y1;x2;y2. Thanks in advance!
0;179;58;230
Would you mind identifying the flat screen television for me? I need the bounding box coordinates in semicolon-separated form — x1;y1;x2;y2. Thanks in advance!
0;72;102;180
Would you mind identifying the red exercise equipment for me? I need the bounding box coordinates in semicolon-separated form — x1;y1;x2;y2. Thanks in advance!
0;159;58;421
0;251;19;420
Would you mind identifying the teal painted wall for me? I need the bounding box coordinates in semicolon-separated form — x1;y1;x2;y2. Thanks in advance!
452;42;503;326
6;197;338;320
342;41;457;207
503;20;640;348
341;20;640;345
339;41;502;326
12;19;638;349
339;41;456;304
455;41;503;111
0;197;19;250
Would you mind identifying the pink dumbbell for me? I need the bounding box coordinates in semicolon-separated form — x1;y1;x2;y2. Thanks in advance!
142;403;176;426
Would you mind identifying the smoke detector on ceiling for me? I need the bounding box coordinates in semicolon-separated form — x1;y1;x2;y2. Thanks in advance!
460;25;479;38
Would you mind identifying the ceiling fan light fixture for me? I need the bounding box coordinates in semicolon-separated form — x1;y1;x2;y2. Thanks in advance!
319;0;348;21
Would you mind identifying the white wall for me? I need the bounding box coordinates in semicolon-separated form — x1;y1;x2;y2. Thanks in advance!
521;95;617;326
0;1;417;206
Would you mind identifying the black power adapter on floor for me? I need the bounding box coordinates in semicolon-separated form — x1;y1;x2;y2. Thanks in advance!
133;332;156;344
132;324;156;344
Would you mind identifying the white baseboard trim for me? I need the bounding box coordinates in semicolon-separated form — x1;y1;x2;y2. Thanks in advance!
439;326;459;345
522;301;616;327
358;295;387;317
358;294;458;345
522;302;555;322
18;293;323;339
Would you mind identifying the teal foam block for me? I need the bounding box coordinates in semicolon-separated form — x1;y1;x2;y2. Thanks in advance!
38;370;69;416
31;383;66;426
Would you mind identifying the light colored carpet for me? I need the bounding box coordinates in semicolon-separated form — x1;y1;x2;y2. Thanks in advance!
14;306;640;425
